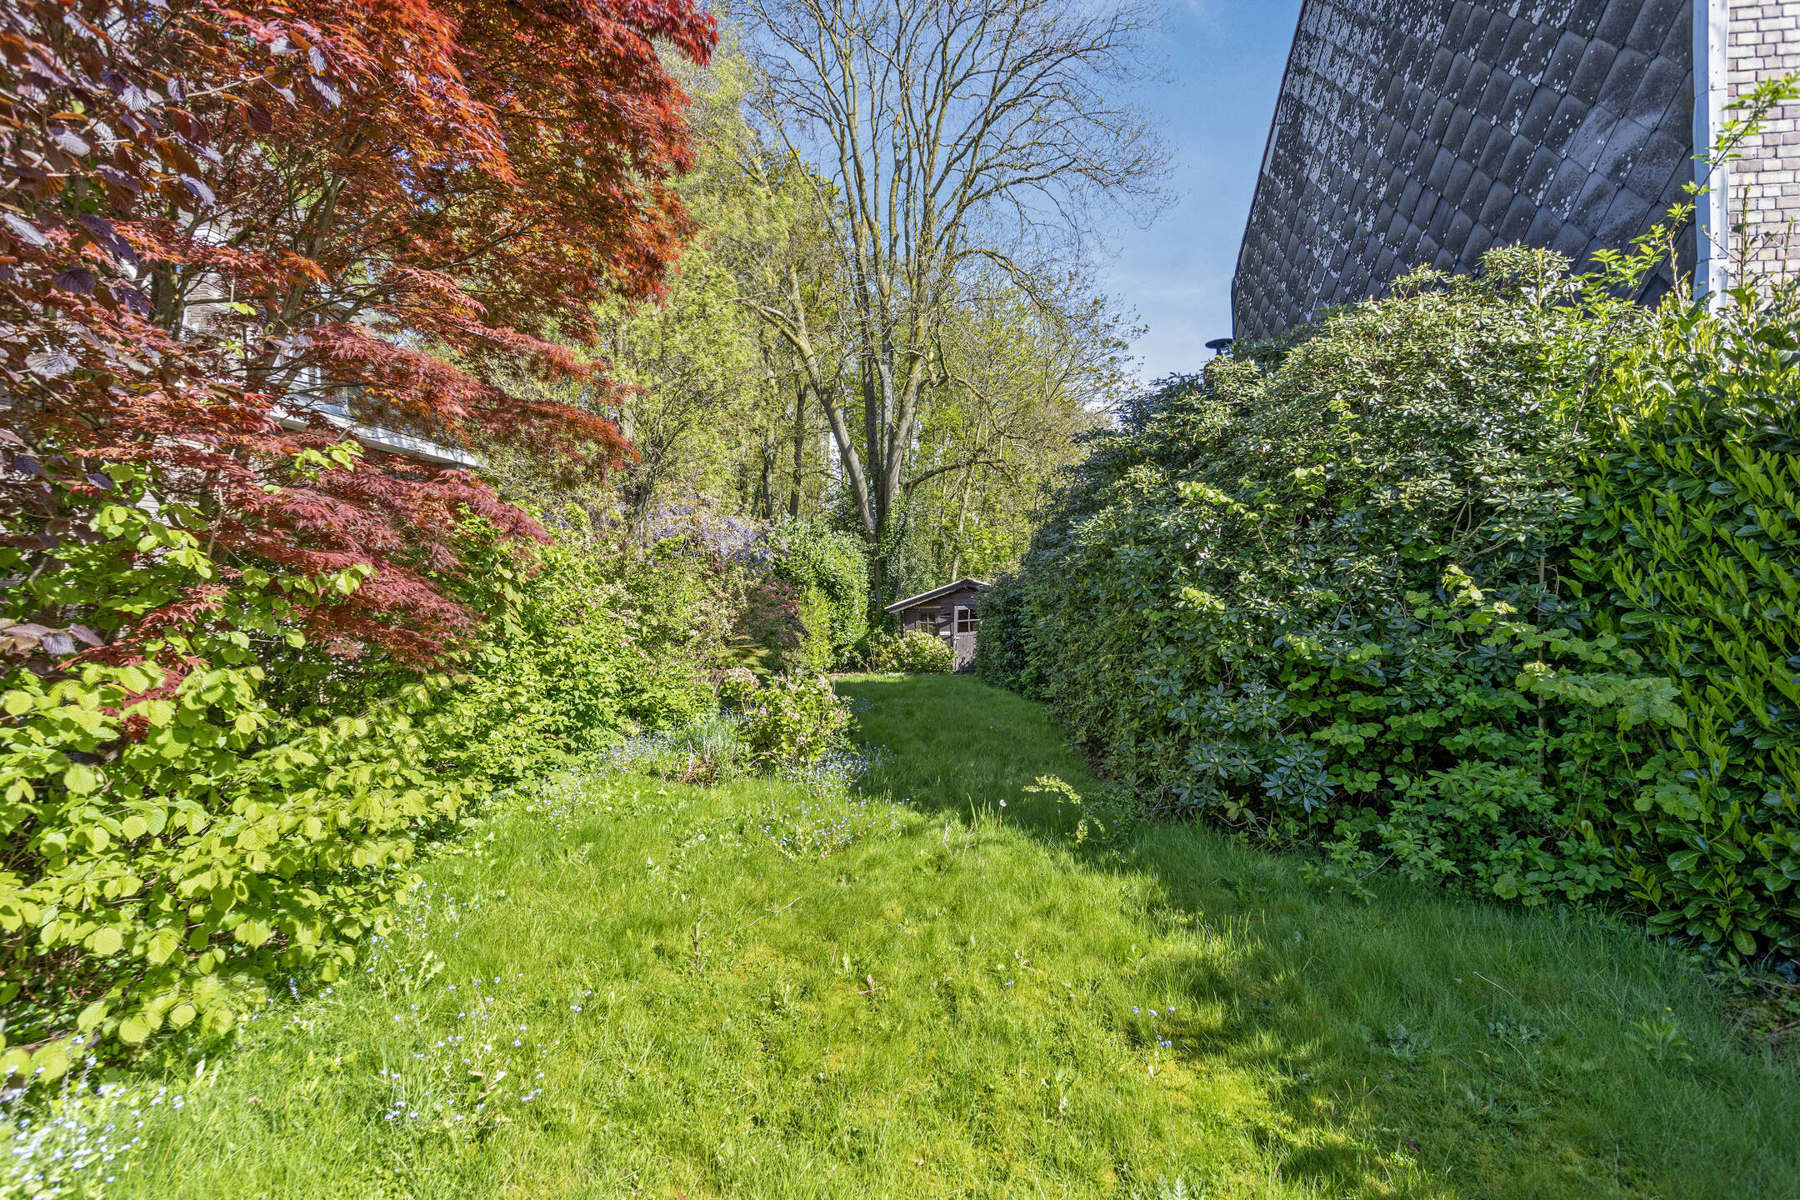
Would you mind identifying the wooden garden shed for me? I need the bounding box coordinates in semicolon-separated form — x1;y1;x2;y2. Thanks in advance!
884;578;989;672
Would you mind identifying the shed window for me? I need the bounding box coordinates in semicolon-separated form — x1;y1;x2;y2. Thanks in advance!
954;605;979;634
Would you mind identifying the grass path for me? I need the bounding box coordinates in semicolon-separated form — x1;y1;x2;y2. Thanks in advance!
102;676;1795;1198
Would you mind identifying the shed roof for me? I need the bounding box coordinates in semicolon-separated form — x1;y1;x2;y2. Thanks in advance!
884;578;990;614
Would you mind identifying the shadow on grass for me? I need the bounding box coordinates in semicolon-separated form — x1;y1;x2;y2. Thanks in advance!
836;673;1800;1200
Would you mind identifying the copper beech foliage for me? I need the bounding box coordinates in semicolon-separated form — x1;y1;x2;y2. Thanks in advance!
0;0;716;667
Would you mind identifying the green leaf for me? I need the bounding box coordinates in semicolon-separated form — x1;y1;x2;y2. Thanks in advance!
30;1044;69;1082
64;763;99;795
76;1001;109;1033
146;928;182;965
236;920;274;948
89;926;123;957
118;664;156;695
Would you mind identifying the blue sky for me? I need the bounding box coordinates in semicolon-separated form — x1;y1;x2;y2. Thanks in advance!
1103;1;1302;382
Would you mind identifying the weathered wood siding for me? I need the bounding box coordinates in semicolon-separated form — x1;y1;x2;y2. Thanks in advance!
895;585;985;672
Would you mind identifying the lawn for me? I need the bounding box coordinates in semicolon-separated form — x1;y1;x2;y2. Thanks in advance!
63;676;1798;1198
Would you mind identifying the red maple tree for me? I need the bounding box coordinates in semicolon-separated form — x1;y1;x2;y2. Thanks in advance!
0;0;716;667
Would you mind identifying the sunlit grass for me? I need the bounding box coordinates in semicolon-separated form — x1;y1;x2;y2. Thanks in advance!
78;676;1798;1198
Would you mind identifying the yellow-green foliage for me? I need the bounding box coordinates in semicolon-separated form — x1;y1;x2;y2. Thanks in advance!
736;673;851;770
0;514;732;1073
0;659;466;1080
768;519;869;667
1575;286;1800;957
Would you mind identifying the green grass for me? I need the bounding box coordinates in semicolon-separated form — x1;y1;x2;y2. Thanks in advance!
64;676;1799;1198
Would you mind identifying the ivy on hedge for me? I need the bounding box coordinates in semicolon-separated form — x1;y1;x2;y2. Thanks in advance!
768;519;870;669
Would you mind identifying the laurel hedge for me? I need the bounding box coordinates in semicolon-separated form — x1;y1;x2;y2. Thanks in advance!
1570;290;1800;956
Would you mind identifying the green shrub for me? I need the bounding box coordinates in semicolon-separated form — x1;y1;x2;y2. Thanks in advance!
0;478;733;1072
984;252;1660;911
795;585;835;674
974;574;1029;687
986;249;1800;958
0;463;454;1076
605;671;854;783
867;630;955;675
715;666;762;711
1574;286;1800;956
737;674;852;771
0;632;474;1078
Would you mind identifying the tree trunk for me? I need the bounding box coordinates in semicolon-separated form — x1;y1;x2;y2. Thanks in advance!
754;442;775;520
788;378;806;518
949;468;976;580
866;533;890;630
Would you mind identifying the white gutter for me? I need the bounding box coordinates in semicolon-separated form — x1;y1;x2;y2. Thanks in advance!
1694;0;1733;304
274;407;483;470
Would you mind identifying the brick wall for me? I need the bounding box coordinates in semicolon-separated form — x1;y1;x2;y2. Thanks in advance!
1728;1;1800;279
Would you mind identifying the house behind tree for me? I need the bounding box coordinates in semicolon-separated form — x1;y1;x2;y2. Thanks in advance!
885;579;989;672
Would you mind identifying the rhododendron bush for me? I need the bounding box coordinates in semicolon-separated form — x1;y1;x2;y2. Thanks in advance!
0;0;715;1070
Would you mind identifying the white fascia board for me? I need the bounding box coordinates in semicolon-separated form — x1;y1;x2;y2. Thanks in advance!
1694;0;1733;304
274;407;483;470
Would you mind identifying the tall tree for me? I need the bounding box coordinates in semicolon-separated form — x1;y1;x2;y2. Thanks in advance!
741;0;1160;608
535;37;841;536
896;274;1131;589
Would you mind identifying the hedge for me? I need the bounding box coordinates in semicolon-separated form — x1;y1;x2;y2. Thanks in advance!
982;250;1799;961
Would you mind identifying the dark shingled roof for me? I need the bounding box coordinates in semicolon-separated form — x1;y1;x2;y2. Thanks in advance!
1232;0;1696;342
884;579;991;614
